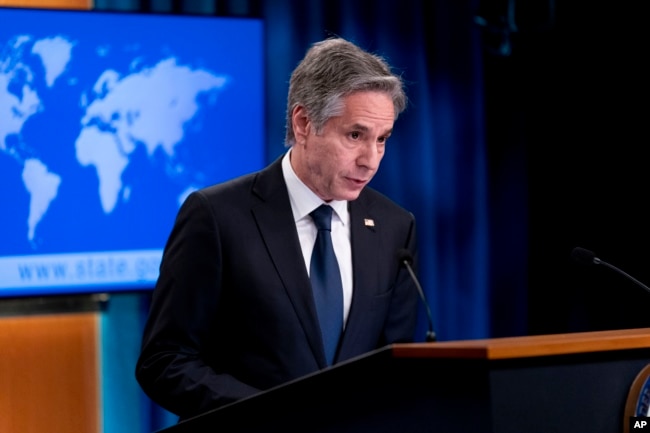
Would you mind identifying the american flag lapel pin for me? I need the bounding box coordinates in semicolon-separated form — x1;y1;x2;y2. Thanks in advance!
364;218;375;227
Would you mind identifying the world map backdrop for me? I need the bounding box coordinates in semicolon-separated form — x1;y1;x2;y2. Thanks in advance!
0;8;265;296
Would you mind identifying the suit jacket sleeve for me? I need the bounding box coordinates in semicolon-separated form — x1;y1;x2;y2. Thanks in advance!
135;190;260;420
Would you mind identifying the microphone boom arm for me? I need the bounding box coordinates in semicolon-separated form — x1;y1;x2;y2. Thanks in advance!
597;259;650;295
401;256;437;342
572;246;650;295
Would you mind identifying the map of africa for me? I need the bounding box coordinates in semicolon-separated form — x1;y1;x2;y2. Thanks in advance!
0;11;264;294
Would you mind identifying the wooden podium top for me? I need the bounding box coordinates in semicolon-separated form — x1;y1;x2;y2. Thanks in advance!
392;327;650;360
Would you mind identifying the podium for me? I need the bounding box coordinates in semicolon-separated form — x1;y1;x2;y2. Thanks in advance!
158;328;650;433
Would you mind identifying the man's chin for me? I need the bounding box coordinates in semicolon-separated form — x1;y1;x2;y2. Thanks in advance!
338;188;364;202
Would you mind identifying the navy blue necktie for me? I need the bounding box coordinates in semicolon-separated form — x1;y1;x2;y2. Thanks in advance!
309;204;344;365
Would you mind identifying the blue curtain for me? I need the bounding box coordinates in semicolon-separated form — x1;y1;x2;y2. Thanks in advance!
92;0;518;431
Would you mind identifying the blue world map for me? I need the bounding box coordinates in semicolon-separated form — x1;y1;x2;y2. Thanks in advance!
0;9;264;296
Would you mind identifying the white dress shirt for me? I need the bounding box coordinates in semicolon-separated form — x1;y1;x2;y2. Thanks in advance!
281;150;353;326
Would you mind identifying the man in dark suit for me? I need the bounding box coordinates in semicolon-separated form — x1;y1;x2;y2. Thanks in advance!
135;37;419;421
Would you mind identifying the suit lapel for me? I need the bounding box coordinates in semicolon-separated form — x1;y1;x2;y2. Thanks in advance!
337;194;381;359
250;157;326;366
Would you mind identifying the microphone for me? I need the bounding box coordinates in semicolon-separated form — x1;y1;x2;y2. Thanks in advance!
397;248;437;342
571;247;650;295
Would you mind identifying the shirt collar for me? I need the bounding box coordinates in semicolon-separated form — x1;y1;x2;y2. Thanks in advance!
281;150;349;225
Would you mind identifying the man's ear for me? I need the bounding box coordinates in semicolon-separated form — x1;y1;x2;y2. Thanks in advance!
292;105;310;143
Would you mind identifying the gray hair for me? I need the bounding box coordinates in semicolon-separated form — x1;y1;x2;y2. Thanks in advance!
285;37;407;147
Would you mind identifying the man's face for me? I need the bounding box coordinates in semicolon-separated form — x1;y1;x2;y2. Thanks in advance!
291;91;395;202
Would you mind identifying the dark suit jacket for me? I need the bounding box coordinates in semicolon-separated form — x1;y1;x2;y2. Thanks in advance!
135;155;419;420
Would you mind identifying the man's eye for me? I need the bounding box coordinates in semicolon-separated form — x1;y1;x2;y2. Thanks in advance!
350;131;360;140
